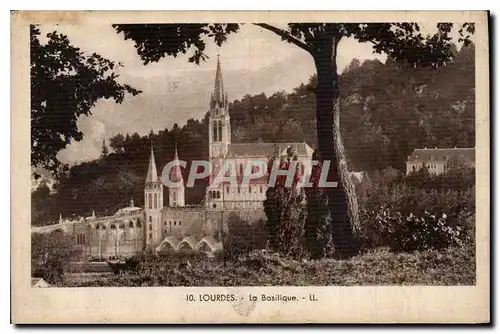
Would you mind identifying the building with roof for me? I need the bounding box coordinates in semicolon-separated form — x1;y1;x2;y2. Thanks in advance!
406;147;475;175
32;56;312;260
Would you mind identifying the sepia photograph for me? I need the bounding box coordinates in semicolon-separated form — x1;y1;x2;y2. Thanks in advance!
12;10;490;323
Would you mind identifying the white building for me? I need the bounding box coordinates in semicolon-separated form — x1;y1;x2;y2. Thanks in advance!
406;147;475;175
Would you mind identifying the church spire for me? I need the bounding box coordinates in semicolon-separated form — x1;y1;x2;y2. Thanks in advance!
145;145;158;183
212;54;226;107
169;142;184;183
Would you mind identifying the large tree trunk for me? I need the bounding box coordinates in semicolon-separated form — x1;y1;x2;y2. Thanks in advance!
313;37;360;258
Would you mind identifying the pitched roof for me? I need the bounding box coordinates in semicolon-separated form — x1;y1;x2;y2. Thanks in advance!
226;142;313;158
408;147;475;162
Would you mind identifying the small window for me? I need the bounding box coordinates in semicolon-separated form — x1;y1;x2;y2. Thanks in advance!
149;224;152;231
249;186;252;193
260;185;263;193
179;221;182;226
129;221;134;228
226;186;229;194
174;221;177;226
149;233;152;239
149;216;152;222
237;186;240;194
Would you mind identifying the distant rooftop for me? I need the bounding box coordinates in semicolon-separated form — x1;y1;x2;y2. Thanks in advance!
226;142;313;157
408;147;475;162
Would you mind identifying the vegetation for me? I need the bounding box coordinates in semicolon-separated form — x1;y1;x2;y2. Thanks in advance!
112;22;474;257
31;231;74;284
31;42;475;227
30;24;476;284
63;245;475;287
30;26;140;176
263;147;306;258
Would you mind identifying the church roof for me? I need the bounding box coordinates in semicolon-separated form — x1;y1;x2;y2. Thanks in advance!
407;147;475;162
145;145;159;183
114;207;142;216
226;142;313;158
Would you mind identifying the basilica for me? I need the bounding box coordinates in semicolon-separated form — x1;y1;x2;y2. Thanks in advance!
32;57;313;259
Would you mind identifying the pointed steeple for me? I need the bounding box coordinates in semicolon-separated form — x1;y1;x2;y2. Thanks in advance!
146;145;159;183
212;54;225;106
169;142;184;183
59;213;63;223
129;198;134;208
91;209;95;218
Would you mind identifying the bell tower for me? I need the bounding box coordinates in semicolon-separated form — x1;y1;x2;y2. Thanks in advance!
144;145;163;247
208;55;231;161
168;143;185;207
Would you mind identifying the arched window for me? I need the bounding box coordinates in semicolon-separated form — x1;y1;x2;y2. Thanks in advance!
154;193;157;209
218;121;223;142
129;221;134;228
148;193;152;209
174;221;177;226
136;219;141;228
240;164;243;175
213;121;218;142
216;191;221;199
249;185;252;193
149;224;152;231
260;185;263;193
237;186;240;194
226;186;229;194
149;216;152;222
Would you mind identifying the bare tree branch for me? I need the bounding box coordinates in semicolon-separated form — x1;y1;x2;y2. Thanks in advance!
254;23;314;54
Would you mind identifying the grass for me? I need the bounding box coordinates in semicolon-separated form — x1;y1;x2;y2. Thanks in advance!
61;244;475;287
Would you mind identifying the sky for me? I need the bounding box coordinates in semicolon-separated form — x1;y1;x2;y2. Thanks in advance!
38;23;394;164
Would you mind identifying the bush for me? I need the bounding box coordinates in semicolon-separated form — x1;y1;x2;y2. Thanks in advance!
222;214;268;261
359;207;470;252
263;148;306;258
32;231;74;284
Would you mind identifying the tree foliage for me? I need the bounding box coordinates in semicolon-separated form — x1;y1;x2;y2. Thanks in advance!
30;25;140;175
263;147;307;258
31;231;74;284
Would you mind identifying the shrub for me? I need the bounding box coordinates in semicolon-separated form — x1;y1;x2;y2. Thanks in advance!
31;231;74;284
359;207;469;252
263;147;306;258
222;214;268;262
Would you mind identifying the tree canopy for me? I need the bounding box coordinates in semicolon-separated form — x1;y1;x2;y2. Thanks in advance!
30;25;140;175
